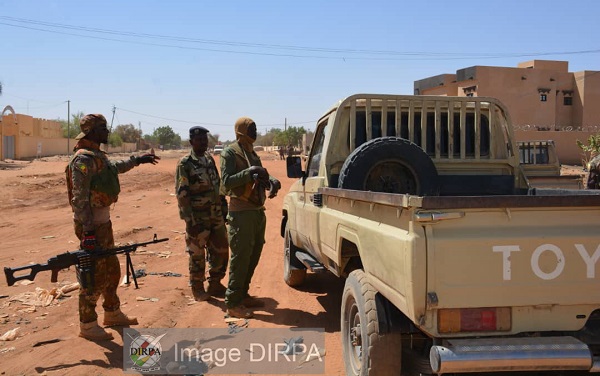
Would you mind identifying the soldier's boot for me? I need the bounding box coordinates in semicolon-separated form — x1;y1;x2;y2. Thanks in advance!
207;281;227;297
103;309;139;327
79;321;114;341
226;305;253;319
192;284;210;302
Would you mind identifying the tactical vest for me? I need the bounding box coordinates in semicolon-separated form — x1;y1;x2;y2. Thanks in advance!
221;142;265;207
66;148;121;207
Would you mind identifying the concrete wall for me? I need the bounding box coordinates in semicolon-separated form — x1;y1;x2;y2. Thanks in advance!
16;137;137;159
106;142;137;153
1;110;137;159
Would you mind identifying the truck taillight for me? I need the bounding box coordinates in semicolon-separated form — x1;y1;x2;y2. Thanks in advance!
438;307;511;333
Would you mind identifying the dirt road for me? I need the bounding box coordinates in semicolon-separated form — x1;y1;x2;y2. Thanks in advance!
0;150;345;375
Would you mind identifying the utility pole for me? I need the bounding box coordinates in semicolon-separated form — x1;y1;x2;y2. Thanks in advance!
284;117;287;131
67;100;71;155
138;121;142;151
110;105;116;132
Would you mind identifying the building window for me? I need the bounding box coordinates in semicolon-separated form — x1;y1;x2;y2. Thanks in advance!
537;88;550;102
462;85;477;97
564;97;573;106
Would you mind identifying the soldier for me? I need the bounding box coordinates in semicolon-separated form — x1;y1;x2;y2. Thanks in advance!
66;114;160;341
587;154;600;189
220;117;281;318
176;126;229;302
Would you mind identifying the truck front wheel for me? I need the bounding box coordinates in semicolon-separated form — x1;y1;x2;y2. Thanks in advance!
283;223;307;287
341;269;402;376
338;137;439;195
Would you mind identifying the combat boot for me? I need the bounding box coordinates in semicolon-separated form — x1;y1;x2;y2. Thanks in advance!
192;284;210;302
79;321;114;341
103;309;139;327
226;305;253;319
207;281;227;297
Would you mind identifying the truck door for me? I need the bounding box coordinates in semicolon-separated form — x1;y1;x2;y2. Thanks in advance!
296;120;328;256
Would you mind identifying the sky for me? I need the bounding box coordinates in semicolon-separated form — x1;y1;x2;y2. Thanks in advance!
0;0;599;142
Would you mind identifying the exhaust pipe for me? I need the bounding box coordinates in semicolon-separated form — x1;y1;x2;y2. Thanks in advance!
430;336;592;374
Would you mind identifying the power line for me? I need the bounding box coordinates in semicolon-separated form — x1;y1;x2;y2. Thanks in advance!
116;107;316;128
1;16;599;61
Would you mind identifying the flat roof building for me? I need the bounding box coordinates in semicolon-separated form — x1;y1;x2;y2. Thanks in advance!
414;60;600;131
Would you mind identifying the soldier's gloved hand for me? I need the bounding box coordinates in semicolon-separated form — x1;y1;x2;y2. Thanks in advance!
133;154;161;166
81;231;96;251
268;178;281;199
220;196;228;223
248;165;268;180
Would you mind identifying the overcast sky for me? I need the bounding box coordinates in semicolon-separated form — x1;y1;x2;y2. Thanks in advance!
0;0;598;141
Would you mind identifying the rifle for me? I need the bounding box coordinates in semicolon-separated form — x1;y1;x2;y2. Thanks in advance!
4;234;168;290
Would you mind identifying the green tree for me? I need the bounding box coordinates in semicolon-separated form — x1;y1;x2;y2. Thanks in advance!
114;124;142;143
577;134;600;167
272;126;306;148
153;125;181;149
108;133;123;147
256;128;281;146
58;111;85;138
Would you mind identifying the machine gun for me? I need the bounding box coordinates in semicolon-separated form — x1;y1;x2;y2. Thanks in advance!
4;234;168;289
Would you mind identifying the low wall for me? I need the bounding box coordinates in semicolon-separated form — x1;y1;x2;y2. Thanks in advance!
16;137;137;159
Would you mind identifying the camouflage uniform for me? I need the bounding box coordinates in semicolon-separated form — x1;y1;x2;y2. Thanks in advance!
66;140;137;324
220;118;279;310
176;150;229;289
587;154;600;189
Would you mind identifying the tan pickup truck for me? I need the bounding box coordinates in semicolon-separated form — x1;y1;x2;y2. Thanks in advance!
281;94;600;375
518;140;584;189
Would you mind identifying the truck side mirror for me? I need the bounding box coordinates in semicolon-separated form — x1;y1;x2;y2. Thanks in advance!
286;156;304;178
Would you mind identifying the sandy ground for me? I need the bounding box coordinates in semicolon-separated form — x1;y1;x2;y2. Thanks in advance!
0;150;345;376
0;150;591;376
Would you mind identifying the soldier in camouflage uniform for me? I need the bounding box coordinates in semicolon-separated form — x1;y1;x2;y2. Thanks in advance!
220;117;281;319
587;154;600;189
66;114;160;341
176;126;229;302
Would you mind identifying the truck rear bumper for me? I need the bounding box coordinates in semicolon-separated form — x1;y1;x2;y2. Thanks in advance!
430;336;598;373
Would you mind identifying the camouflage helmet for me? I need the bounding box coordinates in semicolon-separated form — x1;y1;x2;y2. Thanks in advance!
75;114;108;140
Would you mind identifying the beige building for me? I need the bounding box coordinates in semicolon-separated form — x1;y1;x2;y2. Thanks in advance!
0;106;70;160
0;107;136;161
414;60;600;164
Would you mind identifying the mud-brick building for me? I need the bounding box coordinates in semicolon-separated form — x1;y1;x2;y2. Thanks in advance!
1;106;137;161
414;60;600;164
0;106;70;160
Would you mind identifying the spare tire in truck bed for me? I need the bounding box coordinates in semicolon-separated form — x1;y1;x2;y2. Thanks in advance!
338;137;440;195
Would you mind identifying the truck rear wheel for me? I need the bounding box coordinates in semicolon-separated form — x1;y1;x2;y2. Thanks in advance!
341;269;402;376
338;137;439;195
283;223;307;287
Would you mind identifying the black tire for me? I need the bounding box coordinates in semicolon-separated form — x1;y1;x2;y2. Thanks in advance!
341;269;402;376
338;137;439;195
283;222;307;287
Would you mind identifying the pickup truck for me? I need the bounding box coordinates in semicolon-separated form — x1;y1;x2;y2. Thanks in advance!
518;140;584;189
281;94;600;375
